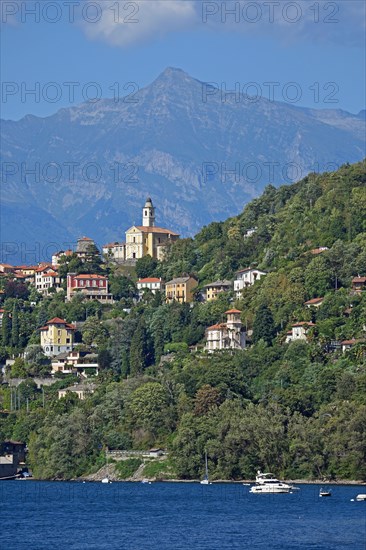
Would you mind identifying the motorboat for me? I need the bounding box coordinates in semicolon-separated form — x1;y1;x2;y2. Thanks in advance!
101;477;112;484
249;471;297;493
319;487;332;497
141;479;152;484
355;494;366;501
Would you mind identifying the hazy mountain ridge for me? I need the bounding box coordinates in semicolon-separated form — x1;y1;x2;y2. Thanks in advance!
1;67;365;262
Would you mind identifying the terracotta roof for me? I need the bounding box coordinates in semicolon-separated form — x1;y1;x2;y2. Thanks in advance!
0;263;14;268
40;318;75;331
78;236;93;241
352;277;366;283
341;339;365;345
137;278;162;283
225;309;242;314
133;226;179;236
309;247;329;255
207;323;227;331
103;242;125;248
72;274;107;280
0;309;4;313
55;249;74;257
292;321;316;327
42;271;58;277
304;297;324;305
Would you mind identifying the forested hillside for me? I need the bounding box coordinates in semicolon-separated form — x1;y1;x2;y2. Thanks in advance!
0;161;365;481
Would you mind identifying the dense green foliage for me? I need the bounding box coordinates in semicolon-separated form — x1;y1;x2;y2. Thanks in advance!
0;161;365;481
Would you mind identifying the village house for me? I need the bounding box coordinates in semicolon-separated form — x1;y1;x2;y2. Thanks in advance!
285;322;316;343
304;297;324;308
66;273;114;303
352;276;366;293
309;247;329;255
202;280;232;302
58;383;97;400
234;268;267;298
35;264;63;295
102;242;126;261
136;277;165;298
40;317;75;357
52;249;74;266
165;276;198;304
51;350;99;377
205;309;246;352
0;263;14;274
341;339;366;353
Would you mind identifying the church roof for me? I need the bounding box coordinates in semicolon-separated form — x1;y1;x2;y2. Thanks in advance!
132;226;180;236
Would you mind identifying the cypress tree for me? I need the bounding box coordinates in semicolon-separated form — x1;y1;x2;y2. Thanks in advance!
252;304;276;346
11;302;20;348
153;323;165;365
2;310;11;346
129;318;147;376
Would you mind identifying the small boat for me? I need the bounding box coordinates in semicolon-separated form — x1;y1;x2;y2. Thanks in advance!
141;479;152;484
355;494;366;501
249;471;297;494
101;449;112;483
319;487;332;497
200;450;212;485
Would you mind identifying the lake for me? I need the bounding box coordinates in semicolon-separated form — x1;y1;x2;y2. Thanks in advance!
1;481;365;549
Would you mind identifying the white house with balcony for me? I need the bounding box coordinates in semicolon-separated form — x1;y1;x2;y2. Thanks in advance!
234;268;267;298
205;309;246;352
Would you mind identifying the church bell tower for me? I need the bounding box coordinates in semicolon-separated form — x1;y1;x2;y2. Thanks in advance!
142;197;155;227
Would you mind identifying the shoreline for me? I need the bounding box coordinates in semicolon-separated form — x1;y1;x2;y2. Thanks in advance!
14;477;365;485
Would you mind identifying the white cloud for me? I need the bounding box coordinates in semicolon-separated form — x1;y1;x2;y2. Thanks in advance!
81;0;197;47
80;0;365;48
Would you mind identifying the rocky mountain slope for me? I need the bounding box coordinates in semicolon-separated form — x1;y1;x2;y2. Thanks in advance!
1;67;364;262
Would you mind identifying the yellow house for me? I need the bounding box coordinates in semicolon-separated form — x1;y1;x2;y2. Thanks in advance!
40;317;75;357
125;198;179;261
165;276;198;304
203;280;232;301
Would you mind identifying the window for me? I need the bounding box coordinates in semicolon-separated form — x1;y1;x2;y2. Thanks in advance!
133;253;136;259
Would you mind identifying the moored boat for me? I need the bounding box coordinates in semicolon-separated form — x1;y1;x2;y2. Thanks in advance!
249;471;297;494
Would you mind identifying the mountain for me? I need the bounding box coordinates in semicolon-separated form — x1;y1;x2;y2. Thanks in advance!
1;67;365;263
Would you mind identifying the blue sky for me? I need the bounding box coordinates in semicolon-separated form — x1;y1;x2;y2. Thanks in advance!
1;0;365;120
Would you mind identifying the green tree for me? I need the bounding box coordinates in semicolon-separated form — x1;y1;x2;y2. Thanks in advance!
11;302;20;348
135;255;158;279
1;309;11;346
252;304;276;345
129;318;148;376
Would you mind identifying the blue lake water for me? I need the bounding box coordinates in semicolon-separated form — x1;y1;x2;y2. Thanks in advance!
1;481;365;549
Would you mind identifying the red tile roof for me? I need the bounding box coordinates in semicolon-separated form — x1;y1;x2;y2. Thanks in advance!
352;277;366;283
341;339;365;345
41;271;59;277
103;242;125;248
225;309;242;314
207;323;227;331
304;297;324;305
309;247;329;255
73;274;107;280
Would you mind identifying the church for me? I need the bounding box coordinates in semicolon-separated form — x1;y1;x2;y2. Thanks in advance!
103;198;179;262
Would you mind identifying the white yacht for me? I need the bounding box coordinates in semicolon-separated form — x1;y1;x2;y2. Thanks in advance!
249;471;297;493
